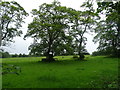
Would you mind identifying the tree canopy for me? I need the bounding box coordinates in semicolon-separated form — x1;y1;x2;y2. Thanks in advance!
25;0;73;61
25;0;99;61
94;1;120;57
66;0;98;60
0;1;28;46
1;0;119;59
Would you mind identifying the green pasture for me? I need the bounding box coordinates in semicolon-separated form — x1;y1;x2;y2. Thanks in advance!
1;56;119;88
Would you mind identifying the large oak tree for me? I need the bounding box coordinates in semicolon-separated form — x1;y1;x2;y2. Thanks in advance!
25;1;72;61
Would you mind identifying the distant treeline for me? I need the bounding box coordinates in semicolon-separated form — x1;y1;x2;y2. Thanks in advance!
0;51;90;58
11;53;29;57
92;50;120;58
0;52;30;58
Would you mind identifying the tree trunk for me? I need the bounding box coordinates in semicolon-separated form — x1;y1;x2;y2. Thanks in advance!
46;54;55;62
78;38;85;60
0;29;2;46
42;39;55;62
0;20;3;46
117;21;120;57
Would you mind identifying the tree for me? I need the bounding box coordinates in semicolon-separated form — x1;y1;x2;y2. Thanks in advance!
25;0;71;61
94;1;120;57
0;1;28;46
0;49;11;58
68;0;98;60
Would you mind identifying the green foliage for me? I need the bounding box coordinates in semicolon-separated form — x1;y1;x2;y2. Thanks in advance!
67;0;98;60
92;50;110;56
1;63;21;75
0;50;11;58
0;1;28;46
25;1;73;60
25;0;98;59
11;54;18;57
72;55;79;58
94;1;120;57
11;53;29;57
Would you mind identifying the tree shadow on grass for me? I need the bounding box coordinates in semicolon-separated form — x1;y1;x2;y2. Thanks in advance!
34;59;88;66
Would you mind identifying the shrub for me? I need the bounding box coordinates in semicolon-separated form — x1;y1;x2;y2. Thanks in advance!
73;55;79;58
1;63;21;75
80;54;85;60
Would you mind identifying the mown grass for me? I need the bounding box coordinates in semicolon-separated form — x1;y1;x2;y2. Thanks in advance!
1;55;119;88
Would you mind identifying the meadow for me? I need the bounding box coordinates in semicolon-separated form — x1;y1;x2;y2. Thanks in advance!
1;55;119;88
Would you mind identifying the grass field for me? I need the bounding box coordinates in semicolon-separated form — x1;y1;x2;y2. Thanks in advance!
1;55;119;88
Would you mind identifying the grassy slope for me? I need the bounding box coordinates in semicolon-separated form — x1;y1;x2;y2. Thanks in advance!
1;56;119;88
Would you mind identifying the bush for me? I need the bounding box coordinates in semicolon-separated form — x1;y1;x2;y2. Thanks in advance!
73;55;79;58
1;63;21;75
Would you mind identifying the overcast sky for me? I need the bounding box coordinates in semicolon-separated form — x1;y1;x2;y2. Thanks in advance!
3;0;99;54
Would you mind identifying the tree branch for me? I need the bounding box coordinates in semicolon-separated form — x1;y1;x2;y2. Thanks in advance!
2;14;15;40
